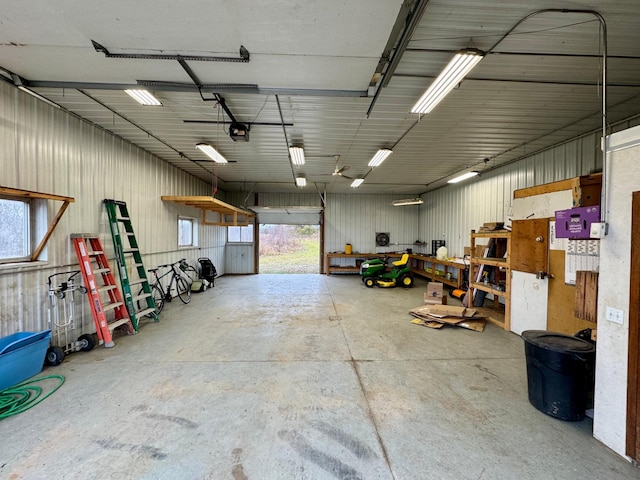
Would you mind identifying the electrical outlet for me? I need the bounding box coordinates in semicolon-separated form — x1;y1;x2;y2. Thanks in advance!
605;306;624;325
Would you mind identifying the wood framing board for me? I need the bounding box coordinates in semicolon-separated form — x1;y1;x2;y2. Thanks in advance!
513;174;602;207
574;271;598;322
1;185;75;261
627;191;640;460
546;249;596;335
0;186;74;202
161;195;254;226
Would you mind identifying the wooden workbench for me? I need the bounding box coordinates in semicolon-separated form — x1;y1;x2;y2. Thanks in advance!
325;253;402;275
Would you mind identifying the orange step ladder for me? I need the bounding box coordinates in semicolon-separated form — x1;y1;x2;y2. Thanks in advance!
71;234;135;347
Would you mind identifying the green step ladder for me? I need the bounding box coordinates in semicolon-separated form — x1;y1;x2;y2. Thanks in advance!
103;199;158;330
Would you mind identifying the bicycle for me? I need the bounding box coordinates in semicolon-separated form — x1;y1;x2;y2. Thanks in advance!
139;259;192;315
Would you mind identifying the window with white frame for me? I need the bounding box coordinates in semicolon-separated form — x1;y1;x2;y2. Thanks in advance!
228;224;254;243
0;198;31;263
178;216;198;247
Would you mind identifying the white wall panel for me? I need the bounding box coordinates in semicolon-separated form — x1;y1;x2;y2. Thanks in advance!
225;245;254;274
593;126;640;458
0;82;226;337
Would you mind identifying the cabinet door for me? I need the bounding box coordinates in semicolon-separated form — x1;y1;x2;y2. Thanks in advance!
510;219;549;274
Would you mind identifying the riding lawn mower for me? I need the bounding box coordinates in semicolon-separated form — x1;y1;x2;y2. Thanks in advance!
359;253;415;288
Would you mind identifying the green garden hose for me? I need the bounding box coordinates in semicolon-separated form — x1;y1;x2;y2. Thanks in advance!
0;375;65;419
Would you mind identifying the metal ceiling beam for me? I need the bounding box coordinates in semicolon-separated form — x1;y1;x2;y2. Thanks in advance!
391;73;640;88
184;120;293;127
23;80;366;97
368;0;415;89
367;0;430;117
405;47;640;61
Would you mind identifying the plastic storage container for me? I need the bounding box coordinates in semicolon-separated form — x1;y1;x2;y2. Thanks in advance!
521;330;595;421
0;330;51;391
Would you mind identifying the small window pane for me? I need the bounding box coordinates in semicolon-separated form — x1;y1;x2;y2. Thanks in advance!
227;224;253;243
0;199;29;260
178;217;194;247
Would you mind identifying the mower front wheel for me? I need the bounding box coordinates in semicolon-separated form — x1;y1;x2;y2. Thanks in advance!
364;278;376;288
400;274;415;288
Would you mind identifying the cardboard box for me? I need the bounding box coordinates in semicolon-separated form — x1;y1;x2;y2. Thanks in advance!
424;282;446;305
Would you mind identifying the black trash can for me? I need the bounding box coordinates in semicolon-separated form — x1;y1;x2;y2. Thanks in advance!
521;330;595;421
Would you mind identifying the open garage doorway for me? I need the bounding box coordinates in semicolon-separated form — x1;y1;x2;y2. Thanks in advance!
259;224;320;273
253;206;324;274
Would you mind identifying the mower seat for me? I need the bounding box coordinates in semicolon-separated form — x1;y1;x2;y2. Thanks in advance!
392;253;409;267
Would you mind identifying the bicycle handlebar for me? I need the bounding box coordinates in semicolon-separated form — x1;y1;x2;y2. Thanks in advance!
150;259;189;271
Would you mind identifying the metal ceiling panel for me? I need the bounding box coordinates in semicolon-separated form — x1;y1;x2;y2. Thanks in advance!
2;0;640;196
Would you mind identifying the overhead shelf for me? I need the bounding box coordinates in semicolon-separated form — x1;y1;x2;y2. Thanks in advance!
160;195;255;226
0;186;75;262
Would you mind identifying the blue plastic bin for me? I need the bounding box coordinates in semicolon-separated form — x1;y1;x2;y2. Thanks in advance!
0;330;51;391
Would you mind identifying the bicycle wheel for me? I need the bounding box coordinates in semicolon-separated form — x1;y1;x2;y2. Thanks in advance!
138;285;165;315
176;276;191;304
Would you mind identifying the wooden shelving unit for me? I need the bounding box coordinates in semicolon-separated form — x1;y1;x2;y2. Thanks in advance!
409;255;465;288
469;230;511;330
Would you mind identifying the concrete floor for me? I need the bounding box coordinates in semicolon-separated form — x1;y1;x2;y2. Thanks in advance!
2;274;638;480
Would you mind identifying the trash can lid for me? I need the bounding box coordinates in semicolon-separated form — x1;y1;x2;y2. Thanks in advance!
521;330;595;353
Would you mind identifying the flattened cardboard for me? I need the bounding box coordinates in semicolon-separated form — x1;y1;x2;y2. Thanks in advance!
411;318;445;329
457;319;487;332
426;305;466;317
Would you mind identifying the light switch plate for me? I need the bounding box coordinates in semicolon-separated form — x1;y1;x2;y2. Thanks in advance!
605;306;624;324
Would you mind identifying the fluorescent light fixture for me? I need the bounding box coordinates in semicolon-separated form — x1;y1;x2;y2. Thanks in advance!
196;143;228;163
289;146;305;165
350;178;364;188
411;48;484;114
368;149;393;167
392;198;424;206
447;171;479;184
124;89;162;106
295;176;307;187
17;86;61;109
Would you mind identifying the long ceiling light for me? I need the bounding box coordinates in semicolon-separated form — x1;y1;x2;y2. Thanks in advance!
411;48;484;114
447;171;479;184
392;198;424;206
124;89;163;106
289;146;305;166
351;178;364;188
368;148;393;167
196;143;228;163
295;176;307;187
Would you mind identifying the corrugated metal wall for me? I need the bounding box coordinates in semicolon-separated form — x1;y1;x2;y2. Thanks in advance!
418;118;639;257
325;194;421;266
225;245;255;274
0;83;226;337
